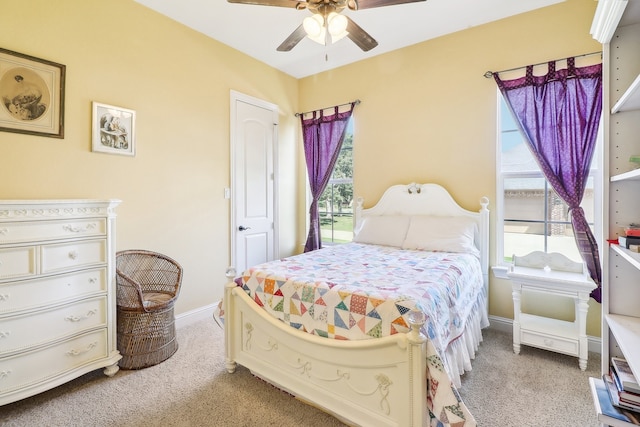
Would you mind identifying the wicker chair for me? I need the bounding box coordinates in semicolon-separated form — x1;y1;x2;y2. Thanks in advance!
116;250;183;369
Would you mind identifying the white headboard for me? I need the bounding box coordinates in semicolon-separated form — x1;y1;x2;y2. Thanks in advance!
354;183;490;297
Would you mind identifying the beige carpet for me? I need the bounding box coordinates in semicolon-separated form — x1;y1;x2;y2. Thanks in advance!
1;317;600;426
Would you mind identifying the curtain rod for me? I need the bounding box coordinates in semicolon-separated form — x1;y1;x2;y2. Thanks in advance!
483;51;602;78
295;99;361;117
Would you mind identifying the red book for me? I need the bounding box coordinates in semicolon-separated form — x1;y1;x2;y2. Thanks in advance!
612;369;640;405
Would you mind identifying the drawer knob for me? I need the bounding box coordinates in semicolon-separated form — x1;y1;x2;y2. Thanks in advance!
0;228;7;235
0;370;11;380
68;250;79;260
0;293;9;301
65;309;98;322
0;330;10;338
66;341;98;356
62;223;96;233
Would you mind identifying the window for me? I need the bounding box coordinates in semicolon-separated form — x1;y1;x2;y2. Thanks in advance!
319;119;354;244
497;95;600;265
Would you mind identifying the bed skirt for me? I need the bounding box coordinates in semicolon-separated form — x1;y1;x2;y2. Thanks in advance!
443;293;489;388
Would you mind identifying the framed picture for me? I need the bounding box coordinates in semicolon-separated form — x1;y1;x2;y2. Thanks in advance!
0;48;65;138
92;102;136;156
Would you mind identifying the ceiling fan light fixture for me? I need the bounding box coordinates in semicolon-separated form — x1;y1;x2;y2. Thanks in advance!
327;12;348;42
303;14;326;44
230;0;414;52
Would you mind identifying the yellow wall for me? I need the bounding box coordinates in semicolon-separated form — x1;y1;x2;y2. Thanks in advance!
298;0;602;336
2;0;603;336
0;0;300;315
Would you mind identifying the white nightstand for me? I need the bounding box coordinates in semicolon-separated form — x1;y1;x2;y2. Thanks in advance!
507;251;596;371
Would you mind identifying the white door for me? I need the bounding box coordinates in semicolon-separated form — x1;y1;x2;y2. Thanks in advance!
230;91;278;274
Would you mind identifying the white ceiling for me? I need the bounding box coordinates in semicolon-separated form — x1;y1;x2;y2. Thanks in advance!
134;0;565;79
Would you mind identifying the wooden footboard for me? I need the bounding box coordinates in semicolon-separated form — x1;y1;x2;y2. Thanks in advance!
224;281;428;427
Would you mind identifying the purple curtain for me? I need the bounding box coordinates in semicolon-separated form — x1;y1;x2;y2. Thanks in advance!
301;103;355;252
494;58;603;302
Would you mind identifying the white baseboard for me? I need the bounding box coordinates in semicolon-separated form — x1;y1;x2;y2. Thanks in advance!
176;302;217;329
487;315;513;334
487;315;601;354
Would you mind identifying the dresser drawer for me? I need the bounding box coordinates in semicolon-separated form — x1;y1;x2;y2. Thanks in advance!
0;296;107;355
0;218;106;245
0;328;108;394
520;329;579;356
0;246;36;281
0;268;106;314
41;239;106;274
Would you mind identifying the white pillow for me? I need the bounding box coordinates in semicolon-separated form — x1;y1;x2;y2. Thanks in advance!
402;215;479;256
353;215;411;247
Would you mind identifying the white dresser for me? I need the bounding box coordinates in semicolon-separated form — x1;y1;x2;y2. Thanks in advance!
0;199;121;405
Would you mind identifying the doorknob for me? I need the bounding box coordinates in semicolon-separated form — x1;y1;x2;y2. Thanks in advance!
238;225;251;231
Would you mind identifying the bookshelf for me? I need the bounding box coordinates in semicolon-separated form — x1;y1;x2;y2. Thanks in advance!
606;314;640;380
611;168;640;183
612;74;640;113
611;244;640;272
592;0;640;425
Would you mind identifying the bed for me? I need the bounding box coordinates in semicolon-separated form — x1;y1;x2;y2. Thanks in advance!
222;183;489;427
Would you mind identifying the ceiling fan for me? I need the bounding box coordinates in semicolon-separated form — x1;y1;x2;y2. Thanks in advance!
227;0;426;52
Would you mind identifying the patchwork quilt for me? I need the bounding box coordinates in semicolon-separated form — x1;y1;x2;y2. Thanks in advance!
239;242;483;355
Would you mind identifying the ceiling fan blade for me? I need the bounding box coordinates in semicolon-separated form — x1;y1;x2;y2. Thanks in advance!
346;17;378;52
228;0;307;9
347;0;425;10
277;24;308;51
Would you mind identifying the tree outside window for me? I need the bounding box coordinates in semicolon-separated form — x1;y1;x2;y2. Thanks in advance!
319;120;353;244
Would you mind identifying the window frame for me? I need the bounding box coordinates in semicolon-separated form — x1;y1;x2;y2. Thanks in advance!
493;91;603;278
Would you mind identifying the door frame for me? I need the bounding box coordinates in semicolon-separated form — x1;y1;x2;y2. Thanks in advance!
229;90;280;273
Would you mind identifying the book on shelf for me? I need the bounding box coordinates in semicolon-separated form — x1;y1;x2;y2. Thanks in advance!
618;235;640;249
612;369;640;405
605;373;640;415
592;377;640;426
612;357;640;395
